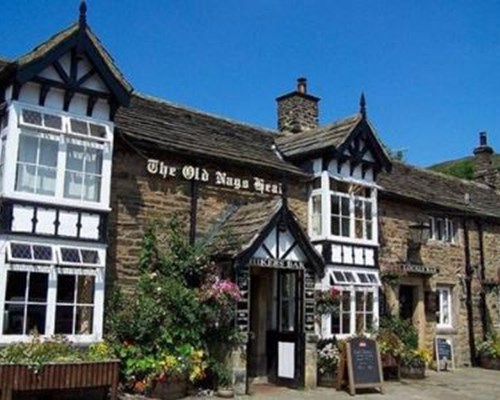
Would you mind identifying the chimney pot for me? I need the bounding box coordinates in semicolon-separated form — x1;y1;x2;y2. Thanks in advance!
479;131;488;146
297;77;307;94
276;78;320;134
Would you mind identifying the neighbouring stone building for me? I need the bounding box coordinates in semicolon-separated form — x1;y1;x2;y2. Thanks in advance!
0;3;499;395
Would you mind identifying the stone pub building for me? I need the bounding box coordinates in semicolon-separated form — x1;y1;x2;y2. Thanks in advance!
0;3;499;395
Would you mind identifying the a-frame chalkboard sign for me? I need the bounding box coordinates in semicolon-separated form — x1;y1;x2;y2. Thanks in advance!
435;337;454;371
336;338;384;396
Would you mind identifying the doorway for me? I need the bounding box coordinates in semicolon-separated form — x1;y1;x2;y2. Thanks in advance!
248;268;303;388
399;285;416;321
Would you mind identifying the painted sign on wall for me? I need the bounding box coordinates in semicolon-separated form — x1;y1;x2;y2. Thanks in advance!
146;159;283;195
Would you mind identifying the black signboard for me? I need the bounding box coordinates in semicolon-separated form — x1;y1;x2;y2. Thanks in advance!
435;337;454;371
339;338;384;395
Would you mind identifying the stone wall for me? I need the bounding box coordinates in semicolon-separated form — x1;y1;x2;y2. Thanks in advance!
277;94;319;133
108;139;309;289
379;196;500;366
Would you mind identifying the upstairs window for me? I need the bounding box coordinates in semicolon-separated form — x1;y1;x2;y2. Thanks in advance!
15;133;58;196
311;194;322;236
64;143;103;202
330;179;375;241
69;118;107;139
429;217;456;243
21;109;63;131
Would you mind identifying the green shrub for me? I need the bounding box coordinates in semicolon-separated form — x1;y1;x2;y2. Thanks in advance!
477;332;500;359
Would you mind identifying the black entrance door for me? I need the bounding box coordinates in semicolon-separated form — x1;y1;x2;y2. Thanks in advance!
272;270;303;387
399;285;415;321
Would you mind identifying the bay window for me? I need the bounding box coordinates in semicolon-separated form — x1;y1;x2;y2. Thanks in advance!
331;181;374;240
6;104;111;206
321;267;380;338
309;173;376;242
0;241;104;342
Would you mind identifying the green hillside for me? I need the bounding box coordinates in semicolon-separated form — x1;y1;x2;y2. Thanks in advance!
429;154;500;180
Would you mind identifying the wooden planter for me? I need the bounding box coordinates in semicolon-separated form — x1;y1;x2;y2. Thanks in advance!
0;360;120;400
317;369;336;388
381;354;400;380
479;355;500;370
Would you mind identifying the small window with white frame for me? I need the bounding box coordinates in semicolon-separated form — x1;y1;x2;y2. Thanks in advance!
429;216;457;243
7;242;56;264
58;247;103;267
20;109;63;132
436;286;453;328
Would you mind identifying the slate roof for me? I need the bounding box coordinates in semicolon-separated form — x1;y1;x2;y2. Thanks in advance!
378;161;500;219
115;94;308;177
276;114;362;158
214;199;282;256
0;23;132;94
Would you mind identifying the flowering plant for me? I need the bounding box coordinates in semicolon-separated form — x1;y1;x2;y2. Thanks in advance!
477;333;500;359
317;338;340;374
401;348;432;368
316;287;341;315
200;279;242;304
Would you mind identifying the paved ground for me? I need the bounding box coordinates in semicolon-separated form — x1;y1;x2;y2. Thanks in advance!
237;368;500;400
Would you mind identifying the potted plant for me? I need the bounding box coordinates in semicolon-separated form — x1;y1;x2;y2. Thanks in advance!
477;333;500;370
210;361;234;398
400;348;431;379
316;338;340;387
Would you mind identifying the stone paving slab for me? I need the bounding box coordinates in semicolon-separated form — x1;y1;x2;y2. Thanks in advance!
225;368;500;400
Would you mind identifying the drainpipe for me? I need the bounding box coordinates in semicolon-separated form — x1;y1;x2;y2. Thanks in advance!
189;180;199;245
462;218;477;366
476;219;488;340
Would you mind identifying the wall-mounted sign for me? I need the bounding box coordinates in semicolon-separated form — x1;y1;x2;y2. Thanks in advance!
403;263;439;275
146;159;283;195
248;257;305;270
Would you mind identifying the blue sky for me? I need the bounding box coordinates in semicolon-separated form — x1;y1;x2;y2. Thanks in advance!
1;1;499;166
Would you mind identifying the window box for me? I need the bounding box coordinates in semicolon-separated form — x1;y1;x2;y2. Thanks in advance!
0;360;119;399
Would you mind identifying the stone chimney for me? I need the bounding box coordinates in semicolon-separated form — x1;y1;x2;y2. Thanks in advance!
276;77;320;134
473;131;498;187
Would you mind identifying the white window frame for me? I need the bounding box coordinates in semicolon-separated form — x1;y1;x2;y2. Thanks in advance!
429;216;457;244
0;241;105;344
57;246;104;268
319;266;380;339
308;167;378;245
309;176;323;237
1;102;114;211
436;286;453;329
7;242;56;265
